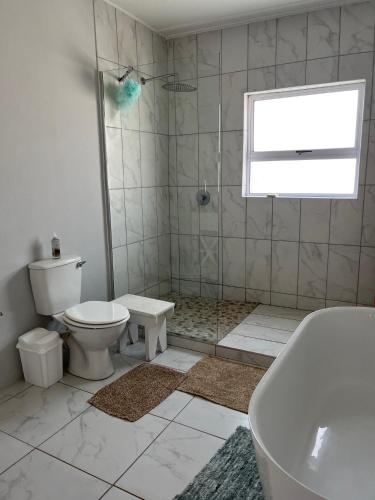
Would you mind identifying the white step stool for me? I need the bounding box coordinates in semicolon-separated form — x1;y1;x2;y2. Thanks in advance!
112;294;175;361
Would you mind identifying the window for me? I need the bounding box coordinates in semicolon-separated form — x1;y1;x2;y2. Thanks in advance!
242;80;365;199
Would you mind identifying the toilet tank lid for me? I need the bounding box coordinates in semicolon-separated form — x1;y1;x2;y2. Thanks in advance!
29;255;81;270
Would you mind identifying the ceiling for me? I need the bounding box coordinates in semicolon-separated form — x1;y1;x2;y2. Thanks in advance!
108;0;361;38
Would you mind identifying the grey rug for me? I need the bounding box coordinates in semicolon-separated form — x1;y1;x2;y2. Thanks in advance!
174;426;264;500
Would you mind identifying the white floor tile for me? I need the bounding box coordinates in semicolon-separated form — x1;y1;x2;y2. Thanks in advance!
218;334;285;357
40;406;168;483
175;397;249;439
102;487;139;500
151;347;204;372
61;353;141;394
0;380;31;405
116;422;224;500
0;383;89;446
0;431;32;474
243;313;300;331
122;341;147;361
253;304;309;320
150;391;193;420
0;449;108;500
230;324;292;344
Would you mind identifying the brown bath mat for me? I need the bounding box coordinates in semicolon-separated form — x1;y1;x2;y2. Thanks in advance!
89;363;186;422
178;356;266;413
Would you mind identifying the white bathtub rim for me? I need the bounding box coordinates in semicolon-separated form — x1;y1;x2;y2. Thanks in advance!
248;306;373;499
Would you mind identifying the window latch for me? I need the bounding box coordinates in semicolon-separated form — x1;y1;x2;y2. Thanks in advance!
296;150;312;155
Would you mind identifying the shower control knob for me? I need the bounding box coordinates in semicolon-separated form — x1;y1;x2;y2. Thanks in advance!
196;190;210;206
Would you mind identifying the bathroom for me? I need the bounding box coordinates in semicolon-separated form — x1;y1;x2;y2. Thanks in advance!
0;0;375;498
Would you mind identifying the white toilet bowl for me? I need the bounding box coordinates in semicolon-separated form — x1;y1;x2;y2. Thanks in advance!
63;301;130;380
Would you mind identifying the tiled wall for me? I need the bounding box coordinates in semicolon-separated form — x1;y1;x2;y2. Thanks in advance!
169;1;375;310
94;0;171;299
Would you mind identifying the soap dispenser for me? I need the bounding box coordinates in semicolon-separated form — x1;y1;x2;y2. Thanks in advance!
51;233;61;259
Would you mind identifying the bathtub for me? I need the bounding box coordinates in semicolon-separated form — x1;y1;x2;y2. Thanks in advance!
249;307;375;500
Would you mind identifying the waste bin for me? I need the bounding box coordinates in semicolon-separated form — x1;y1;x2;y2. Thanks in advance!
17;328;63;388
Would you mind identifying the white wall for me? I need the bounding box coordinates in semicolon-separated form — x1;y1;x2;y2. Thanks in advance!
0;0;109;387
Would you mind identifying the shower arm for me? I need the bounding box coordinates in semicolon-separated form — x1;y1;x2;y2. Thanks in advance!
140;73;176;85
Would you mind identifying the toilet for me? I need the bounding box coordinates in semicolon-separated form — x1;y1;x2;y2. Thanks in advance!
28;255;129;380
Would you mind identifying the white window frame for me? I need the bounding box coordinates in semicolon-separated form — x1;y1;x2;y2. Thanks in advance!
242;79;366;199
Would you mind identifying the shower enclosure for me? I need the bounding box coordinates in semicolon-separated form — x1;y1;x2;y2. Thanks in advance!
99;40;256;352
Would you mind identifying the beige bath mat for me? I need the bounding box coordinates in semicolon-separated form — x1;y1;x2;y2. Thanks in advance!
89;363;186;422
178;356;266;413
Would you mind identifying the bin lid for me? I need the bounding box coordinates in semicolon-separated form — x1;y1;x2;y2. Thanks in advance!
18;328;60;352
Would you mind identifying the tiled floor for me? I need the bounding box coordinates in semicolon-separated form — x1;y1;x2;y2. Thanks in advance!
0;345;249;500
218;304;310;357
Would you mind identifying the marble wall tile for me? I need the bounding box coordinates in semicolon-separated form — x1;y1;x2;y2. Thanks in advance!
271;241;299;294
169;187;178;233
298;242;328;298
200;236;219;283
179;280;201;296
365;120;375;184
105;127;123;189
153;34;168;63
339;52;373;120
358;246;375;304
112;246;128;297
246;239;271;290
176;134;199;186
174;35;197;59
326;244;360;302
340;3;375;55
276;61;306;87
144;238;159;288
246;289;271;305
155;81;169;135
125;188;143;244
199;133;219;186
199;189;219;236
179;235;200;280
272;199;300;241
362;185;375;245
94;0;118;63
222;238;246;287
246;198;272;239
142;187;157;239
221;131;243;186
221;71;248;131
160;280;172;296
120;95;140;131
122;130;141;188
157;186;170;235
297;296;325;311
103;73;122;128
169;92;176;135
136;23;153;65
222;25;248;74
127;241;145;293
140;132;156;187
117;11;137;67
306;56;339;84
174;57;197;81
171;234;179;277
222;286;246;301
271;292;297;308
155;134;169;186
248;66;276;92
109;189;126;247
222;186;246;237
307;8;339;59
330;186;364;245
139;80;155;132
300;199;330;243
197;30;221;77
178;187;199;234
198;76;220;133
175;82;198;134
169;136;177;186
200;283;220;299
248;20;276;69
359;120;370;185
276;14;307;64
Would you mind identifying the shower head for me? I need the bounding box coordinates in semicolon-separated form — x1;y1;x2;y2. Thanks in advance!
162;81;197;92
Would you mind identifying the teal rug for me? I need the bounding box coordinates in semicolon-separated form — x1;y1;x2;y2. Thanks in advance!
174;426;264;500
